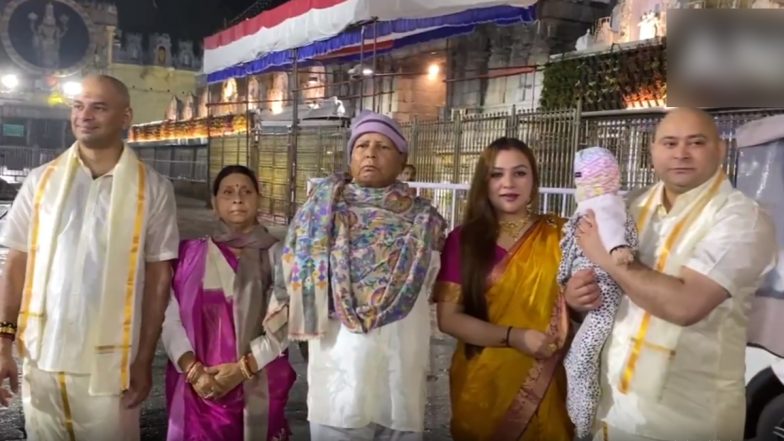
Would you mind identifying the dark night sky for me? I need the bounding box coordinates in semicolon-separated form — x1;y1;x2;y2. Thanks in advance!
115;0;260;41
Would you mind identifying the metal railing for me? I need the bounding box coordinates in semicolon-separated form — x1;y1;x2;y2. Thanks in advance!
6;106;783;223
249;107;784;223
407;183;579;231
0;146;60;184
133;145;209;183
0;144;209;186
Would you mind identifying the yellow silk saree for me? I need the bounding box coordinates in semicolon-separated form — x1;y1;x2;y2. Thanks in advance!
434;215;573;441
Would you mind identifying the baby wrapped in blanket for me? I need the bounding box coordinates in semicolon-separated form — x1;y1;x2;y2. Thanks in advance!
557;147;639;439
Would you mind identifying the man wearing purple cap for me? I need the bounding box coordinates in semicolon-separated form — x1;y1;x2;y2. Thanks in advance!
264;111;446;440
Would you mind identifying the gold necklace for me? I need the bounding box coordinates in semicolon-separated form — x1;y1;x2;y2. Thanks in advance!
499;217;532;242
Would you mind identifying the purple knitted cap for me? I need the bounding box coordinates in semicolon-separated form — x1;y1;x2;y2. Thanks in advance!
347;111;409;158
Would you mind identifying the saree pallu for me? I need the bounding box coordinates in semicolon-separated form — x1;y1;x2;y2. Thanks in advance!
165;239;296;441
434;215;573;441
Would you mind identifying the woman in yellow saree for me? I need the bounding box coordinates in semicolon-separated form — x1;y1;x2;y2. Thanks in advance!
435;137;573;441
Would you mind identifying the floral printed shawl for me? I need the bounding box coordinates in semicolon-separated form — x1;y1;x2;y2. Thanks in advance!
280;173;445;341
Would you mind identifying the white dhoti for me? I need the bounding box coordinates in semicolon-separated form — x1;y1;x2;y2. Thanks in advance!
310;422;423;441
591;424;660;441
0;144;179;441
22;362;140;441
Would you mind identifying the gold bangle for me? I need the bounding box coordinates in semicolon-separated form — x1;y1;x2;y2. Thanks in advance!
240;355;254;380
245;354;257;376
0;325;17;333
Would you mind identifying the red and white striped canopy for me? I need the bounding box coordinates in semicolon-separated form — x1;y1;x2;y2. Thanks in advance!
203;0;538;76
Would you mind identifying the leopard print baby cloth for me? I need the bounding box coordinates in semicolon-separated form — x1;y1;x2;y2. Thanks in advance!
558;212;639;439
559;146;640;439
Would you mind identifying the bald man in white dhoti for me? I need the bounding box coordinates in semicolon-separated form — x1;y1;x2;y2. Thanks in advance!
0;75;179;441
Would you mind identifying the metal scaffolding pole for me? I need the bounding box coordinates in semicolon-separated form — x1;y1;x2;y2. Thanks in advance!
357;25;366;114
287;48;300;221
371;19;379;113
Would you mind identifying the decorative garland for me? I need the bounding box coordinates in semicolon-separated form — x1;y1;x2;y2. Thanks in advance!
540;41;667;111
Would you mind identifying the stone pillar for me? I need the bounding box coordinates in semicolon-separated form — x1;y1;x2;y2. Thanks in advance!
483;25;511;108
505;24;535;105
447;31;489;109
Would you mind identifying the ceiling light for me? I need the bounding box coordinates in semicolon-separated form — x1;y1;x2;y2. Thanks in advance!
63;81;83;97
1;74;19;90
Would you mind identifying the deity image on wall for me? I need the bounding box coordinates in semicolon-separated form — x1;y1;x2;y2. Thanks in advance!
1;0;94;74
30;2;68;68
156;46;167;65
149;33;172;67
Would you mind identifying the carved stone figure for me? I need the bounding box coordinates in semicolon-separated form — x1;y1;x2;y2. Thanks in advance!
126;33;143;62
618;0;633;42
177;40;197;69
29;2;69;69
150;33;172;66
575;28;592;51
268;72;288;114
610;2;622;33
247;76;261;110
595;18;614;46
638;12;657;40
301;65;325;104
166;96;181;121
183;94;196;120
198;88;209;118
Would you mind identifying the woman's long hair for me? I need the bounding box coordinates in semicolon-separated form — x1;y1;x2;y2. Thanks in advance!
459;137;540;358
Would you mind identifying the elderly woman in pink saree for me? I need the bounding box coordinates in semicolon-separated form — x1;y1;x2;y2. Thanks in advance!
162;165;296;441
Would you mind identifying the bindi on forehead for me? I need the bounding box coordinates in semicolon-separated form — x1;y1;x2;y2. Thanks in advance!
221;180;254;191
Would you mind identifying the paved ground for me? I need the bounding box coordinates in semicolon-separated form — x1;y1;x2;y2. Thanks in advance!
0;197;455;440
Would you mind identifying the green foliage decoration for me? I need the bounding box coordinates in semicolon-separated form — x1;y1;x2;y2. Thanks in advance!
540;41;667;111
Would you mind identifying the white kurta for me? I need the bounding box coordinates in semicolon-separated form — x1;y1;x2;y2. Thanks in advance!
306;252;440;434
1;156;179;374
0;153;179;440
594;184;777;441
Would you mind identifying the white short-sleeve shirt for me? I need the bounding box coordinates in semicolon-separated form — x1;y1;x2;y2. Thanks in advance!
0;154;179;373
596;186;777;440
